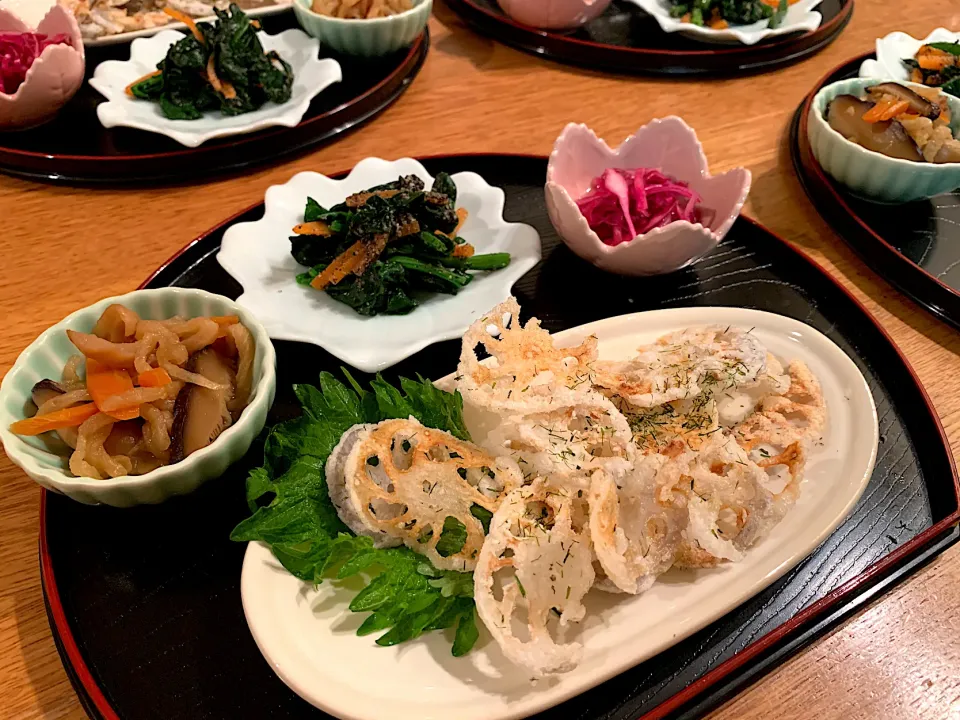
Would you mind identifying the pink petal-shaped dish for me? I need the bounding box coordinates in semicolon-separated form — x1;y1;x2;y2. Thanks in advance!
496;0;612;29
545;118;751;276
0;4;85;130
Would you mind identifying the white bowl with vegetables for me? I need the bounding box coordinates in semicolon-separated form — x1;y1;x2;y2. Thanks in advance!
808;78;960;203
0;288;276;507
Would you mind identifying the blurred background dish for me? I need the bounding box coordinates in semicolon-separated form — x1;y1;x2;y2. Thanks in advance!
495;0;612;29
292;0;430;56
860;27;960;90
0;3;84;129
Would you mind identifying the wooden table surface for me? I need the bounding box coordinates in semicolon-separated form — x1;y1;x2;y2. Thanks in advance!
3;2;960;718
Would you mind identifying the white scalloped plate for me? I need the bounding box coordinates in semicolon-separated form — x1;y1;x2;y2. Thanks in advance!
216;158;542;372
240;306;878;720
859;27;960;83
625;0;823;45
89;27;341;147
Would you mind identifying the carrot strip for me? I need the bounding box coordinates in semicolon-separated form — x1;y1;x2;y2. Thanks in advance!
163;6;205;43
292;221;333;236
708;17;728;29
10;403;99;436
137;368;172;388
877;100;910;121
125;70;161;98
452;243;475;258
87;359;140;421
206;54;237;100
862;99;896;123
310;240;367;291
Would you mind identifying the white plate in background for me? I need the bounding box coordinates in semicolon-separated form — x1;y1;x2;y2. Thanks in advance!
89;27;340;147
860;27;960;83
626;0;823;45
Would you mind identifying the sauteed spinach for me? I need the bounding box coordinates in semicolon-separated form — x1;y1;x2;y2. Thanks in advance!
128;3;293;120
292;173;512;316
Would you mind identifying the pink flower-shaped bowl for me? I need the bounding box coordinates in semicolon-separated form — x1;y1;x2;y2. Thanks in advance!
496;0;612;29
0;4;84;130
545;118;751;276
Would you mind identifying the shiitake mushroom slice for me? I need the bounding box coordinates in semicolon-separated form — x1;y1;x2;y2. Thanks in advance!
826;94;924;162
170;348;236;463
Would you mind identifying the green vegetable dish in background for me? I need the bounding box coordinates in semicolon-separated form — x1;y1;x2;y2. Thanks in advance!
127;3;294;120
903;42;960;99
668;0;789;29
291;173;512;316
231;371;479;656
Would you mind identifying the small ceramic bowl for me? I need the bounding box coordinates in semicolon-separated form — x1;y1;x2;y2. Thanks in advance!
496;0;612;29
807;78;960;203
545;119;751;276
0;288;277;507
0;4;84;130
292;0;430;57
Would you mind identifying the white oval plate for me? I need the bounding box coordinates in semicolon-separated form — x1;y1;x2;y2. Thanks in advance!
625;0;823;45
216;158;542;373
240;306;878;720
89;27;341;147
859;27;960;82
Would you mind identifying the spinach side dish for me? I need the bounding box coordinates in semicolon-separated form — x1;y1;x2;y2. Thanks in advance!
126;3;294;120
291;173;512;316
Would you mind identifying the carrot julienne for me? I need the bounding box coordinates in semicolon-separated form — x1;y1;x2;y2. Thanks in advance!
310;240;367;291
125;70;161;97
163;6;205;43
10;403;99;436
138;367;173;388
86;359;140;421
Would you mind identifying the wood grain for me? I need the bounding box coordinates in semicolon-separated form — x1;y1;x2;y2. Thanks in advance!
2;2;960;718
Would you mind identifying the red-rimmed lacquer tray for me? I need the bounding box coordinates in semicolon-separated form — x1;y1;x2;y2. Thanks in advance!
38;155;959;720
792;52;960;333
444;0;852;76
0;14;427;185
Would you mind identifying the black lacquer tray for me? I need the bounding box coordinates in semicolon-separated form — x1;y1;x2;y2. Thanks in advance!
40;155;960;720
444;0;852;75
0;13;427;184
792;53;960;332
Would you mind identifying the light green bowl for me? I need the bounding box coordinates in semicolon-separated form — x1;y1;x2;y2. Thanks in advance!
0;288;277;507
292;0;430;57
808;78;960;203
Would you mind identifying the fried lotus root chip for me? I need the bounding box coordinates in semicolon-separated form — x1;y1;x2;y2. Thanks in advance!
619;394;721;458
485;394;636;484
593;326;767;409
589;456;686;594
474;481;595;677
715;352;791;427
736;360;826;451
457;297;600;414
658;435;775;568
325;417;522;571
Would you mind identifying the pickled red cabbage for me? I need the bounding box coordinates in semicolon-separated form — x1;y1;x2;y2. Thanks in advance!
0;32;72;95
576;168;703;246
